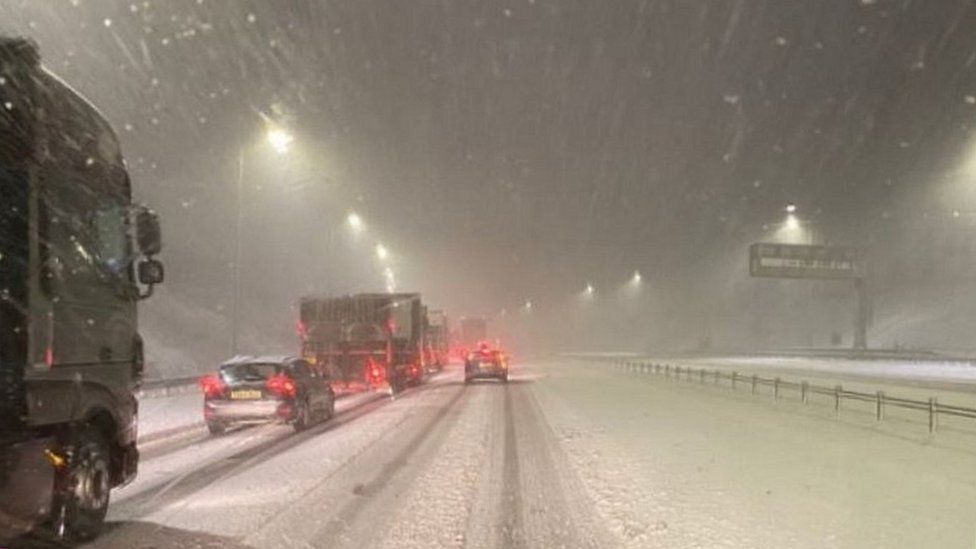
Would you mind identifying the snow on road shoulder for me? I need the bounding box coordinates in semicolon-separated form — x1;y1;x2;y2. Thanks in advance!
676;355;976;385
530;359;976;548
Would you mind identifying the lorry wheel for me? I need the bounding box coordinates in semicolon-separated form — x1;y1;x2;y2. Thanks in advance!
52;426;111;542
207;422;226;436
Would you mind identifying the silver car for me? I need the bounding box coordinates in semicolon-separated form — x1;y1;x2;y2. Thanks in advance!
200;356;335;435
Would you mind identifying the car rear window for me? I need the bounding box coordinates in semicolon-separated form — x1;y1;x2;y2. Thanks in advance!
220;363;281;383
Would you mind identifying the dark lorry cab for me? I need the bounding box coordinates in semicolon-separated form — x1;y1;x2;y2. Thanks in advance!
0;37;163;543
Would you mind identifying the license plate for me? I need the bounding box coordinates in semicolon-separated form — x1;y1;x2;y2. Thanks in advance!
230;389;262;400
480;362;495;369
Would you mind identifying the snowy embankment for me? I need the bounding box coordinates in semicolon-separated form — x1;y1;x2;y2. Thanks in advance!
679;355;976;384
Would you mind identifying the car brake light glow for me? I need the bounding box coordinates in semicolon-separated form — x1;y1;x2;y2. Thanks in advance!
366;358;385;382
199;374;226;398
266;374;297;398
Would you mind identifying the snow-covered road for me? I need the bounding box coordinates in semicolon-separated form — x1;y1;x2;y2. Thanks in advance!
82;359;976;548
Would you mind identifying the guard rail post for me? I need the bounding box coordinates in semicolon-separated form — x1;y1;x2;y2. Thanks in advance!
876;391;884;422
834;385;842;415
801;381;808;404
751;374;757;395
773;377;780;400
731;371;737;390
929;398;938;433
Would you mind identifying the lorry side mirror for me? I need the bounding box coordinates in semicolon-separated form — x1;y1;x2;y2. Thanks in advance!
138;259;164;285
134;207;162;256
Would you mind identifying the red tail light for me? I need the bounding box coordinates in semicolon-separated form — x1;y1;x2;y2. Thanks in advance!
266;374;297;398
366;358;385;382
200;374;226;398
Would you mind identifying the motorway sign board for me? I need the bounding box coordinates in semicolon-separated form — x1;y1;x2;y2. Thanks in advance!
749;243;865;280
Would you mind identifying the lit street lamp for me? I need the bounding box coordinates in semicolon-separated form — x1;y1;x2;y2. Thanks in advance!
383;266;396;293
266;127;294;154
347;212;364;232
785;213;800;231
632;270;642;284
375;243;390;261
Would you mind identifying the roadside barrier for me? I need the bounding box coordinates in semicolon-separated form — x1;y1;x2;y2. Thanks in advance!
138;375;200;398
614;361;976;433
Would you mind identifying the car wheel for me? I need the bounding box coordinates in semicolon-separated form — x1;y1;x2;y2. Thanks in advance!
207;422;226;436
51;425;111;542
292;400;311;432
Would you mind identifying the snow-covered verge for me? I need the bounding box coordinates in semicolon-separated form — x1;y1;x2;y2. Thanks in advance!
678;355;976;384
532;358;976;548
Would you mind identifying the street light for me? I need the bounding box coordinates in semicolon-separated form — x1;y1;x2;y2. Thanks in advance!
632;270;642;284
785;213;800;231
786;202;797;214
347;212;364;232
266;127;294;154
584;283;595;296
375;243;389;261
383;266;396;293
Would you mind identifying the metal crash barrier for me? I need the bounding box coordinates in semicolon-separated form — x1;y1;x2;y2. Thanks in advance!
614;360;975;434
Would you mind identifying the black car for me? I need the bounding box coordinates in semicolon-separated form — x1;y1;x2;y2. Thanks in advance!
464;347;509;383
200;355;335;435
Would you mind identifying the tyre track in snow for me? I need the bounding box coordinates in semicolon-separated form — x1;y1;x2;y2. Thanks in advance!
244;380;469;548
500;380;610;549
499;385;524;548
105;392;393;525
